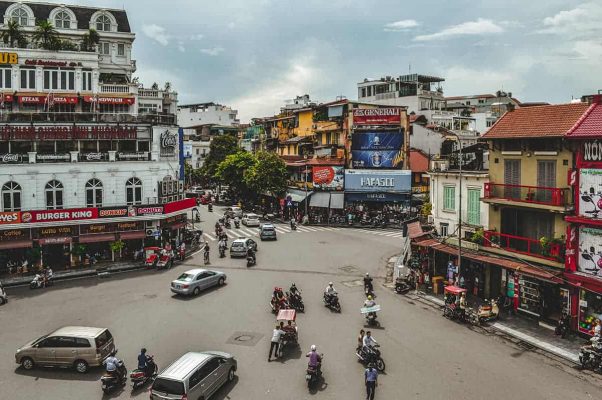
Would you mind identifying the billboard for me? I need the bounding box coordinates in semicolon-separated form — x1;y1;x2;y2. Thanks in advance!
353;108;402;126
351;132;403;151
344;169;411;193
351;150;404;168
312;166;344;190
579;169;602;219
578;227;602;277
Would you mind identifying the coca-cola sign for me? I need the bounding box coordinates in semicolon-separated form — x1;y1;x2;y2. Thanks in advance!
84;153;104;161
0;153;22;163
160;130;177;149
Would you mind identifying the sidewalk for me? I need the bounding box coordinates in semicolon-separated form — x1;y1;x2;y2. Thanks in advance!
418;292;581;364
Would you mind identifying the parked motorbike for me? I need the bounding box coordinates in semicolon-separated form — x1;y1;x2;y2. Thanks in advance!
473;298;500;324
0;282;7;305
288;291;305;312
323;292;341;312
130;356;158;390
356;345;385;372
394;274;414;294
555;313;570;339
101;362;127;394
580;336;602;370
305;354;323;388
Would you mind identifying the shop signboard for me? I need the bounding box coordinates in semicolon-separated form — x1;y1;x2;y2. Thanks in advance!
98;206;137;218
578;169;602;219
0;153;26;163
0;211;21;224
22;208;98;223
351;132;404;151
352;108;402;126
36;154;71;162
83;96;136;105
0;228;30;242
351;150;404;168
578;226;602;278
115;221;144;232
135;205;164;216
156;127;178;157
35;226;76;238
0;125;137;141
344;169;411;193
163;198;194;214
80;221;144;234
312;166;344;190
161;214;187;227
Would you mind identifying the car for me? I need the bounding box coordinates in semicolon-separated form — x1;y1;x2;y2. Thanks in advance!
189;186;205;195
259;224;277;241
15;326;115;373
225;206;243;219
171;269;227;296
242;213;260;227
150;351;237;400
229;238;258;257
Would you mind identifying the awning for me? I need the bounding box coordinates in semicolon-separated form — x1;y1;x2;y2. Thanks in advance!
78;233;116;244
310;192;330;208
415;238;562;283
119;231;146;240
407;221;427;239
38;237;71;245
287;189;311;203
18;95;78;104
0;240;32;250
330;193;344;209
83;96;135;105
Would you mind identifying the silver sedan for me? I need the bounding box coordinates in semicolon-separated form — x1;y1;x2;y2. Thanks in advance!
170;269;227;296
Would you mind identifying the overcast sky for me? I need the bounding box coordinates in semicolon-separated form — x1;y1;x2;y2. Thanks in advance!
38;0;602;121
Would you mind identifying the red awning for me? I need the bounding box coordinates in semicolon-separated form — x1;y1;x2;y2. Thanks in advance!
119;231;146;240
78;233;116;244
0;94;14;102
38;237;71;245
83;96;135;105
0;240;32;250
169;222;186;230
408;221;431;239
18;95;78;104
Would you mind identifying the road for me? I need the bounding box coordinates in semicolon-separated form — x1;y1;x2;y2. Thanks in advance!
0;205;601;400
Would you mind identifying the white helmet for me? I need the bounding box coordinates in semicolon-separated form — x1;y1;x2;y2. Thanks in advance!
310;344;316;351
328;282;333;286
365;273;370;277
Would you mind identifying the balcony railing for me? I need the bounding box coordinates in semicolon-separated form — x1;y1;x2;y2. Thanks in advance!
99;84;136;94
483;182;569;207
483;230;565;262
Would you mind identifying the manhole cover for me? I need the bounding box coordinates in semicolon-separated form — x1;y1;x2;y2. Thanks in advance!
342;279;363;288
339;265;359;273
226;331;264;347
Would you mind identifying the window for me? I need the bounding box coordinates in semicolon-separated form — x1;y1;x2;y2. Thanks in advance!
0;68;12;89
85;179;103;207
74;338;91;348
443;185;455;211
43;69;74;91
82;70;92;91
126;177;142;205
20;68;35;90
117;43;125;56
96;15;112;31
11;7;28;26
486;120;494;128
54;337;76;348
54;11;71;29
99;42;110;55
440;223;449;237
2;181;21;211
45;180;64;210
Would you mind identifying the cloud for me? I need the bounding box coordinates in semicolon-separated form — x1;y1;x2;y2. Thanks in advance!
200;47;225;56
141;24;170;46
189;34;205;41
543;7;587;27
414;18;503;41
537;3;602;35
177;42;186;53
384;19;419;32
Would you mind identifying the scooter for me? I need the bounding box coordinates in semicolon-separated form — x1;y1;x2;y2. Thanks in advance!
0;282;7;305
101;361;127;394
555;313;570;339
356;345;385;372
305;354;323;388
291;220;297;231
580;336;602;370
247;254;256;267
224;219;232;229
130;356;158;390
474;298;500;324
323;292;341;312
365;312;379;327
394;276;413;294
30;274;52;290
234;219;240;229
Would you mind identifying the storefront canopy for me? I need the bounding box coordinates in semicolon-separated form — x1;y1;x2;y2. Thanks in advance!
310;192;330;208
286;189;312;203
330;193;344;209
345;192;409;203
78;233;116;244
0;240;32;250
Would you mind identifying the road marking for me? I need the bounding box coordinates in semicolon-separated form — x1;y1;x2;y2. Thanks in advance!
274;226;290;234
204;233;216;241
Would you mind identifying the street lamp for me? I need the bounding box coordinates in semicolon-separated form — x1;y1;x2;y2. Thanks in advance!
304;154;308;217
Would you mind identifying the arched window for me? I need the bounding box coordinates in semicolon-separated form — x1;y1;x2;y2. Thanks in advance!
95;14;111;31
55;11;71;29
2;181;21;211
85;179;103;207
10;7;29;26
45;180;63;210
126;177;142;205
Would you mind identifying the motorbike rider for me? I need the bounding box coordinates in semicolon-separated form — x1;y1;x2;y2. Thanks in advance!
137;348;152;377
362;330;378;355
290;283;301;299
459;292;467;319
364;273;374;295
104;350;123;383
306;345;322;375
247;246;256;263
357;329;365;352
324;282;337;303
218;238;227;256
43;266;53;286
204;243;210;264
234;215;241;228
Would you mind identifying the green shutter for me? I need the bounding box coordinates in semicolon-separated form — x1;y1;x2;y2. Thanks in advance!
467;188;481;225
444;186;455;211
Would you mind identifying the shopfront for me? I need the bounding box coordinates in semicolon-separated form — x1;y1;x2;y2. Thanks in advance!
0;227;32;273
35;226;75;269
344;169;411;208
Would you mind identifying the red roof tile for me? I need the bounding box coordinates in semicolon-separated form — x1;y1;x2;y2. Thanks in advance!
566;103;601;138
409;149;429;172
482;103;590;139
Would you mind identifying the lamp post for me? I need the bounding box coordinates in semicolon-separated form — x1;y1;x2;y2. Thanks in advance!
457;135;462;281
304;154;308;217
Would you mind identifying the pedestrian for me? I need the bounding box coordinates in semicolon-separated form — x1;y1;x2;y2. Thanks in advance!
365;362;378;400
268;324;284;361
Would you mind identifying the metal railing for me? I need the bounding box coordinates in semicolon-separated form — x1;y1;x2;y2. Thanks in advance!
484;182;569;207
482;230;565;262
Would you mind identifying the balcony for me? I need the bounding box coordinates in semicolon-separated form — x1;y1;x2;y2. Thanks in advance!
483;182;570;211
483;230;565;263
99;84;138;95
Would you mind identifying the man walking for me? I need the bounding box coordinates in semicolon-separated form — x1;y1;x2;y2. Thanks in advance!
268;324;285;361
365;362;378;400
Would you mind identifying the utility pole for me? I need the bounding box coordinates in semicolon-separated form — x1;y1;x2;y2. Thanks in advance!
457;136;462;280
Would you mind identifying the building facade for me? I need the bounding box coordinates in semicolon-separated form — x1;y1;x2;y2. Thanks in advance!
177;102;239;128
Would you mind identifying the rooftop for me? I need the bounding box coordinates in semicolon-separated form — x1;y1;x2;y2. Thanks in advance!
566;97;602;138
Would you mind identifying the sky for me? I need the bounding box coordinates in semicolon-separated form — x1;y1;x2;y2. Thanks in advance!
36;0;602;121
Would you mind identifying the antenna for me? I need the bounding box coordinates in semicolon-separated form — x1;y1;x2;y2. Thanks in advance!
408;62;411;75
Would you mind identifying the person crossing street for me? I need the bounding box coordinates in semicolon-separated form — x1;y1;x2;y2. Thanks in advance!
365;363;378;400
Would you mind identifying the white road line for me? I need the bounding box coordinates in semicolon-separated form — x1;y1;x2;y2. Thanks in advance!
239;227;259;236
204;233;216;241
300;226;319;232
274;226;290;234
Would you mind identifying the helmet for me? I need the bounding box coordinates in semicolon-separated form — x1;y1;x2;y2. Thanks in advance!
274;287;278;291
310;345;316;351
368;295;373;300
141;348;147;354
365;273;370;277
291;283;296;287
328;282;333;286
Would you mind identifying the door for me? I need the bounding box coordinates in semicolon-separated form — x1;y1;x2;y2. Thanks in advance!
53;336;78;366
197;272;212;290
35;337;59;365
193;361;217;399
504;160;521;200
537;160;556;203
203;358;222;397
466;188;481;225
204;271;218;286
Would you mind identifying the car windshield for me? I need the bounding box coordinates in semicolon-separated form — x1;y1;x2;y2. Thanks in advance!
177;273;194;282
95;329;113;348
152;378;185;395
263;227;274;232
232;242;244;248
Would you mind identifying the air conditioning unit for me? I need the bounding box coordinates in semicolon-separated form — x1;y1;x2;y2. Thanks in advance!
440;163;448;171
145;229;155;237
427;215;434;224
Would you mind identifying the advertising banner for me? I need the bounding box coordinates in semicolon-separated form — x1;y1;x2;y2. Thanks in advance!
578;227;602;278
21;208;98;223
344;169;411;193
312;166;344;190
579;169;602;219
0;211;21;224
98;206;138;218
0;228;29;242
351;150;404;168
351;132;403;151
35;226;76;238
352;108;402;126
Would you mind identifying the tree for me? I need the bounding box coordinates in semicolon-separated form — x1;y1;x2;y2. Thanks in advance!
59;39;78;51
245;151;288;197
1;20;25;48
215;151;256;198
80;28;100;52
200;135;240;184
33;20;58;50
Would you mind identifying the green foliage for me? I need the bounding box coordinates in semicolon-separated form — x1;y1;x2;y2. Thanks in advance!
245;151;288;197
72;244;87;257
421;202;432;218
59;39;78;51
33;20;58;50
80;29;100;52
200;135;240;183
215;151;256;198
469;229;484;245
1;20;25;48
109;240;125;253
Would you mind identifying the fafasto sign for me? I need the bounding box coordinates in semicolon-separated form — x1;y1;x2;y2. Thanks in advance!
344;169;411;193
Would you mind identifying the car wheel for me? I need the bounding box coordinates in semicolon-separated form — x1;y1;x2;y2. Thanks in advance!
21;357;34;370
227;367;235;382
74;359;89;373
193;287;201;296
218;277;225;286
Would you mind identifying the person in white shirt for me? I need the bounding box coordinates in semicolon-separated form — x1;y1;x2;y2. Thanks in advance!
268;324;285;361
362;330;378;351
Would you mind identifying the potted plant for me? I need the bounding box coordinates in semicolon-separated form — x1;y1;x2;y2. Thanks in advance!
470;229;485;246
109;240;125;261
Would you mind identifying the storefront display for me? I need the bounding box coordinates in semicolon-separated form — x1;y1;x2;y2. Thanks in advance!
578;289;602;335
518;277;541;316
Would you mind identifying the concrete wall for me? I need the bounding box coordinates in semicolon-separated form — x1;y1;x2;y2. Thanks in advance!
410;124;444;157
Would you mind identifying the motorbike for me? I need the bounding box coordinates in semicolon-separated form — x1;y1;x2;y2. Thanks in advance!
394;274;415;295
473;298;500;325
101;361;127;394
356;345;385;372
270;297;289;314
305;354;323;388
0;282;7;305
364;285;374;299
234;219;240;228
130;356;158;390
580;336;602;370
208;203;213;212
555;313;570;339
246;254;256;267
224;219;232;229
291;220;297;231
30;274;52;290
323;292;341;312
219;245;226;258
288;291;305;313
361;303;380;327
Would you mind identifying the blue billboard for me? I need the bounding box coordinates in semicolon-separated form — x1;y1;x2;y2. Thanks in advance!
351;132;404;151
344;169;411;193
351;150;404;168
